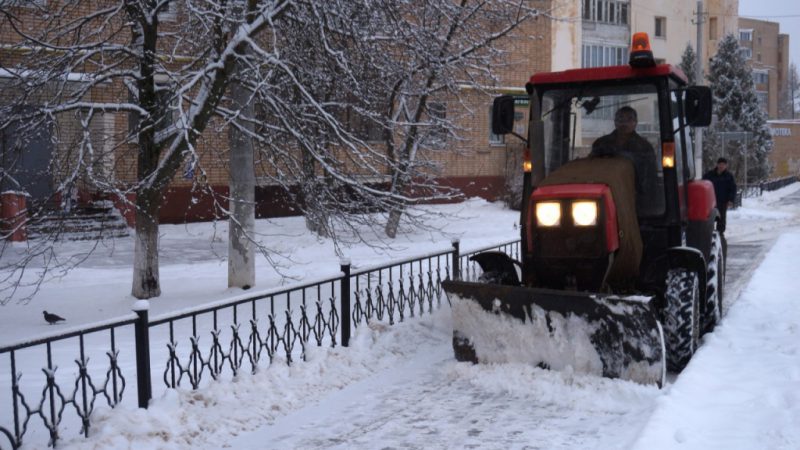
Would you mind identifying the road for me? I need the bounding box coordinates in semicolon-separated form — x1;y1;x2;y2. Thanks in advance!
228;189;800;450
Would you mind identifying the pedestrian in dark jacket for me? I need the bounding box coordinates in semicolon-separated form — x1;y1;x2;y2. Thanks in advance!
703;157;737;233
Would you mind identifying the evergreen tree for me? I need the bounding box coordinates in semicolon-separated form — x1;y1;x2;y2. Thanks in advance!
679;43;696;86
704;34;773;184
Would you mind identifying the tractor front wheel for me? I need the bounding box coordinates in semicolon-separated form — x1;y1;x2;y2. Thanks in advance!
703;231;725;334
664;268;700;372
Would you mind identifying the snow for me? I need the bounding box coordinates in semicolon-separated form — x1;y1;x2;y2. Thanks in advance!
451;293;605;376
3;184;800;449
631;231;800;450
0;198;519;345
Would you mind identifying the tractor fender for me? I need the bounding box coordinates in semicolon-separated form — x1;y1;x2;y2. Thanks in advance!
666;246;707;307
469;251;521;286
687;207;719;262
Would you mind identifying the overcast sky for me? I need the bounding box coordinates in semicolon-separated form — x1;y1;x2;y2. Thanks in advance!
739;0;800;67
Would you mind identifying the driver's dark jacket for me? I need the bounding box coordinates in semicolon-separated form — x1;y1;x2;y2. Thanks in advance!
590;130;657;201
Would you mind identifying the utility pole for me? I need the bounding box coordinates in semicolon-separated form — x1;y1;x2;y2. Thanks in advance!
793;68;796;120
694;1;705;178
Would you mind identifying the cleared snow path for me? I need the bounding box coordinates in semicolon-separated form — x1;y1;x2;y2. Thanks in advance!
231;310;660;450
631;232;800;450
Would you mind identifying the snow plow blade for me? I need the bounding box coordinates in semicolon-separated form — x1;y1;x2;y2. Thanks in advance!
443;280;666;386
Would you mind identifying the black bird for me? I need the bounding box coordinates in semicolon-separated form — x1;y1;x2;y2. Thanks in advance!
43;311;65;325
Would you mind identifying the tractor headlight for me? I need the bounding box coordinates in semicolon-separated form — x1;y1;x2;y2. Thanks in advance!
535;202;561;227
571;201;598;226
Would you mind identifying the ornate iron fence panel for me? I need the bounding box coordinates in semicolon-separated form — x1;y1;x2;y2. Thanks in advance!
148;277;342;392
0;316;137;449
349;248;453;328
460;239;522;282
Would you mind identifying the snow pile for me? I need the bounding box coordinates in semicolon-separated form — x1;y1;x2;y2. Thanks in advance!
229;307;660;450
451;294;604;375
632;232;800;450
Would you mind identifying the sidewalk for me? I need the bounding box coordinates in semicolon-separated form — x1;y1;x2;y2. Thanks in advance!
631;232;800;450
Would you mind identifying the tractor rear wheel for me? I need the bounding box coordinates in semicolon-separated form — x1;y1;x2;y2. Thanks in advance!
703;231;725;334
664;268;700;372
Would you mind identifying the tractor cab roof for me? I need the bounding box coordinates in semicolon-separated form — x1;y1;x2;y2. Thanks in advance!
529;64;688;88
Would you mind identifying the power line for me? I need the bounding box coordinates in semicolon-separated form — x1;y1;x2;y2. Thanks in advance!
740;14;800;18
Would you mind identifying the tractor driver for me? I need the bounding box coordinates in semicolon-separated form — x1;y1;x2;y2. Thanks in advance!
590;106;657;206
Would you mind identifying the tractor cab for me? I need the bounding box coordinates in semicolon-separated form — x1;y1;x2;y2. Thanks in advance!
492;33;713;293
443;33;723;387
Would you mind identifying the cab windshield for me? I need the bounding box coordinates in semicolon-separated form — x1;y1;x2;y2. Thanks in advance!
540;84;665;217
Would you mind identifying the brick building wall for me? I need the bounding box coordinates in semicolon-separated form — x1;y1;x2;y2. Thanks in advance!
767;120;800;178
738;18;790;120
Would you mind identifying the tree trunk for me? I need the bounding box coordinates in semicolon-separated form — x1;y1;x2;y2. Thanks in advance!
227;62;256;289
301;147;330;237
132;189;161;299
385;207;403;238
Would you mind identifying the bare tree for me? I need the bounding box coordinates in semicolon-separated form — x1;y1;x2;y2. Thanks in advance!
1;0;295;299
369;0;539;238
0;0;542;303
779;62;799;120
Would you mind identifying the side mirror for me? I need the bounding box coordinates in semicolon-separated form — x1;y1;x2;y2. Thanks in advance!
491;95;515;135
685;86;712;127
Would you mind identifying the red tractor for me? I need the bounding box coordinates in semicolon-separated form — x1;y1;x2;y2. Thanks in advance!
443;33;724;386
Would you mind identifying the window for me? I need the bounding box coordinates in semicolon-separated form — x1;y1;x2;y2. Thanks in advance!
541;84;664;216
489;107;505;145
709;17;718;40
1;0;47;6
157;2;178;21
654;17;666;38
756;92;768;111
739;29;753;41
740;47;752;60
347;108;383;143
757;53;762;62
426;102;447;147
583;1;628;25
582;44;628;68
753;71;769;85
128;87;176;142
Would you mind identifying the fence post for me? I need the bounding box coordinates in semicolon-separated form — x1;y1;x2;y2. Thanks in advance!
451;239;461;281
340;259;351;347
132;300;152;409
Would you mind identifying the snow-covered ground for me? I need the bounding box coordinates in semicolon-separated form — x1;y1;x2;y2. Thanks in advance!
0;198;519;345
631;231;800;450
3;183;800;450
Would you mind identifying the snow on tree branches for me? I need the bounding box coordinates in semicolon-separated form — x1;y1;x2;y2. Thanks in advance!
704;33;773;183
0;0;541;302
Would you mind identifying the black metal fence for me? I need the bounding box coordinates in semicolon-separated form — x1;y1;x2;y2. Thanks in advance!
734;175;798;207
0;316;138;449
0;238;520;449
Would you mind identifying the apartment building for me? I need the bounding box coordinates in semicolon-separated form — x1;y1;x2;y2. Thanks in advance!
738;18;790;119
631;0;695;66
705;0;740;71
580;0;630;69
